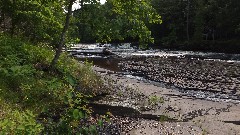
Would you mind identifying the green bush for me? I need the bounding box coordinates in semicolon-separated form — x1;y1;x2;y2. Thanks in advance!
0;110;43;134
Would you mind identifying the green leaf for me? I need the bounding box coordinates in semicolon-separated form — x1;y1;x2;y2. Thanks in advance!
17;125;25;130
63;96;68;104
66;74;76;86
79;111;84;119
73;109;79;119
67;92;73;99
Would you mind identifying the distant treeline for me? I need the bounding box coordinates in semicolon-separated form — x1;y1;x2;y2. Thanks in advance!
74;0;240;53
150;0;240;53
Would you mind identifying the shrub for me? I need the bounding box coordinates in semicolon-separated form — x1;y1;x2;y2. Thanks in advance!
0;35;110;134
0;110;43;134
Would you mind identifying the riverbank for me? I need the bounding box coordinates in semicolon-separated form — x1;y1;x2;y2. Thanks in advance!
92;60;240;135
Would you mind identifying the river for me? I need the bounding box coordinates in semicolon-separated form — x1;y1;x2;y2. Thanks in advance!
74;48;240;103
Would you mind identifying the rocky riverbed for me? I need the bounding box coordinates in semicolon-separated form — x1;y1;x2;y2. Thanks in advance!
119;56;240;102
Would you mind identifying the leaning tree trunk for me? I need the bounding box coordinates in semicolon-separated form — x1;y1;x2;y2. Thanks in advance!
50;0;75;68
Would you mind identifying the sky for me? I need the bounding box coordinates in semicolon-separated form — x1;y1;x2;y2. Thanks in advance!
100;0;106;4
72;0;106;10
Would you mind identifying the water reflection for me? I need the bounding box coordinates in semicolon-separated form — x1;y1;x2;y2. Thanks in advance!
76;56;122;72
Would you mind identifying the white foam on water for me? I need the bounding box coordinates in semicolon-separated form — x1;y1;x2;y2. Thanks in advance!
121;50;191;57
75;55;102;58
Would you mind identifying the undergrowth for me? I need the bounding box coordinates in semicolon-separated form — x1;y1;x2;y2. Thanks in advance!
0;35;109;134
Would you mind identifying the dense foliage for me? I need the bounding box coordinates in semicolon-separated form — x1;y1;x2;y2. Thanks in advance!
72;0;240;52
0;35;108;134
0;0;64;45
150;0;240;52
74;0;162;48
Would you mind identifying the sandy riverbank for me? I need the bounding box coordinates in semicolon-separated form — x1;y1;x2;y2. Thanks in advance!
92;65;240;135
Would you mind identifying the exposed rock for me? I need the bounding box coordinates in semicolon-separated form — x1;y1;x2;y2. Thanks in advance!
119;56;240;101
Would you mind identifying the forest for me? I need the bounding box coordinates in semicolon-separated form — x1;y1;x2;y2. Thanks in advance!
76;0;240;52
0;0;240;134
1;0;239;51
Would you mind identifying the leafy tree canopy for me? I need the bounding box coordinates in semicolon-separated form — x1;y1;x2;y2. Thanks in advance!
74;0;162;48
0;0;65;45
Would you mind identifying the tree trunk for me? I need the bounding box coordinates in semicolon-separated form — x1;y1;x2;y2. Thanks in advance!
2;13;6;31
11;19;15;37
11;0;16;37
212;29;215;42
80;0;83;7
50;0;75;68
186;0;190;44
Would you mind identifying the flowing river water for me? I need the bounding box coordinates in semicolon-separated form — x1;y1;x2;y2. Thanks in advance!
75;49;240;104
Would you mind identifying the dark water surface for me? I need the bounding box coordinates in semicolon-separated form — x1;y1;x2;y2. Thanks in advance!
76;56;122;72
